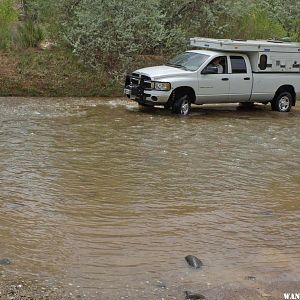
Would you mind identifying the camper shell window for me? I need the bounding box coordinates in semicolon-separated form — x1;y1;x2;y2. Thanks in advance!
259;54;268;70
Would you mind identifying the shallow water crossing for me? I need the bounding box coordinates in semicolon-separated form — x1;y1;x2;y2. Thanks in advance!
0;97;299;299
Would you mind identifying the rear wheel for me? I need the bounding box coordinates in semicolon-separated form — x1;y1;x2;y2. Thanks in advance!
271;92;292;112
172;95;191;115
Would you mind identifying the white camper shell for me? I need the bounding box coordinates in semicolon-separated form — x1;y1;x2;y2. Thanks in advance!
190;37;300;73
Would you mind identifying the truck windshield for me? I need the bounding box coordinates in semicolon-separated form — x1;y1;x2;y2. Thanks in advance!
166;52;209;71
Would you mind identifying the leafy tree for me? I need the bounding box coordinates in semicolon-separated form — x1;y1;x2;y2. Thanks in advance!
18;0;63;41
262;0;300;40
3;0;299;74
63;0;183;73
229;1;287;40
160;0;251;38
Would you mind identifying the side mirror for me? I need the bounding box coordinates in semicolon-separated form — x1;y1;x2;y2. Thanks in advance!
202;66;218;75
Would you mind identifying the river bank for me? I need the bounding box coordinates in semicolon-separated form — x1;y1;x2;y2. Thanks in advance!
0;49;164;97
0;49;121;97
0;269;299;300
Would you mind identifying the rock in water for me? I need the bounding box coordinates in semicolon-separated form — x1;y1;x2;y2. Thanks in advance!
185;291;206;300
154;280;167;289
0;258;12;266
185;255;203;269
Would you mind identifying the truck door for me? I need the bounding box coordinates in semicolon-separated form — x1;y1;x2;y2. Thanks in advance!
228;56;252;102
196;56;230;103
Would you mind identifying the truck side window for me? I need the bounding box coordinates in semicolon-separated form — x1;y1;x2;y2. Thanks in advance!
206;56;228;74
259;55;268;70
230;56;247;73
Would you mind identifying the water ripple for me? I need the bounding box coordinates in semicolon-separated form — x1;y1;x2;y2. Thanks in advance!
0;97;299;295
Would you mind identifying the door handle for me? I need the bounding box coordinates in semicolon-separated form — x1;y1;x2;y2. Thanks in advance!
244;77;251;80
222;78;229;81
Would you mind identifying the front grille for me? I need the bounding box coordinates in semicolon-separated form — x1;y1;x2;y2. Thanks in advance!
141;75;152;89
131;73;140;85
130;73;152;90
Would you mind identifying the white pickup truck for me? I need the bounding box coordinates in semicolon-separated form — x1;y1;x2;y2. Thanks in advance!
124;38;300;115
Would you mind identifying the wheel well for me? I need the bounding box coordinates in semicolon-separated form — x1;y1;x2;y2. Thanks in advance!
274;85;296;106
168;86;196;105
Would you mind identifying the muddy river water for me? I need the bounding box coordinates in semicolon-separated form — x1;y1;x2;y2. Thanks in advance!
0;97;299;299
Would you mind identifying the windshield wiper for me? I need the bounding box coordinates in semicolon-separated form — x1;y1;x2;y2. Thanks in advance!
166;63;189;70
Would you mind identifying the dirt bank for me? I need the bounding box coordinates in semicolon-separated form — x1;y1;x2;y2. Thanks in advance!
0;49;164;97
0;49;119;97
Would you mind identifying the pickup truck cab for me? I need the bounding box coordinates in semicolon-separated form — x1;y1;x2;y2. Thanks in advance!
124;38;300;115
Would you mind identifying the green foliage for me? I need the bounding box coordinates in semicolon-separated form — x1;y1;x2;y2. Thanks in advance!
262;0;300;41
23;0;65;41
160;0;288;41
16;20;44;48
0;0;299;78
161;0;245;38
63;0;183;74
0;0;17;49
230;2;287;40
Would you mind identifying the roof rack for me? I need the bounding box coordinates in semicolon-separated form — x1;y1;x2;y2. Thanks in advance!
190;37;300;53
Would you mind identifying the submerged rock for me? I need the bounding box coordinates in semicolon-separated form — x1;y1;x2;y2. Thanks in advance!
0;258;12;266
154;280;167;290
185;291;206;300
185;255;203;269
245;275;256;281
260;211;274;217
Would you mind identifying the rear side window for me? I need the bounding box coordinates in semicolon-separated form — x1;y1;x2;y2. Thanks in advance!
230;56;247;73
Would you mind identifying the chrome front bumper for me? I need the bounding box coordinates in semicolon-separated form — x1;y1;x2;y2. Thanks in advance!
124;85;170;105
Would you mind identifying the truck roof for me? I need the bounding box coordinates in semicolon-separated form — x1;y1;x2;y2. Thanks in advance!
190;37;300;53
187;49;243;57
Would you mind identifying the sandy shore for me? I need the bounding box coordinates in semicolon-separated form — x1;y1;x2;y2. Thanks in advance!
0;273;299;300
0;275;72;300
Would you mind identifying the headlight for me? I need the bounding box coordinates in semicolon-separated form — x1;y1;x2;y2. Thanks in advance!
151;81;171;91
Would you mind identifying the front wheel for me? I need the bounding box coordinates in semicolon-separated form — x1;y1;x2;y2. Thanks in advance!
271;92;292;112
172;95;191;115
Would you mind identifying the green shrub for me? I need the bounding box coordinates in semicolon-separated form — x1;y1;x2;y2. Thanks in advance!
0;0;17;49
16;20;44;48
63;0;185;76
22;0;65;41
263;0;300;41
234;4;287;40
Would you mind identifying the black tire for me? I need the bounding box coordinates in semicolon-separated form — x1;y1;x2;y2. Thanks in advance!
172;95;191;115
271;91;292;112
164;102;171;110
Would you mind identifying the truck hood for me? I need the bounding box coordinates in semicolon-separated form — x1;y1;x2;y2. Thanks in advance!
135;65;193;80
